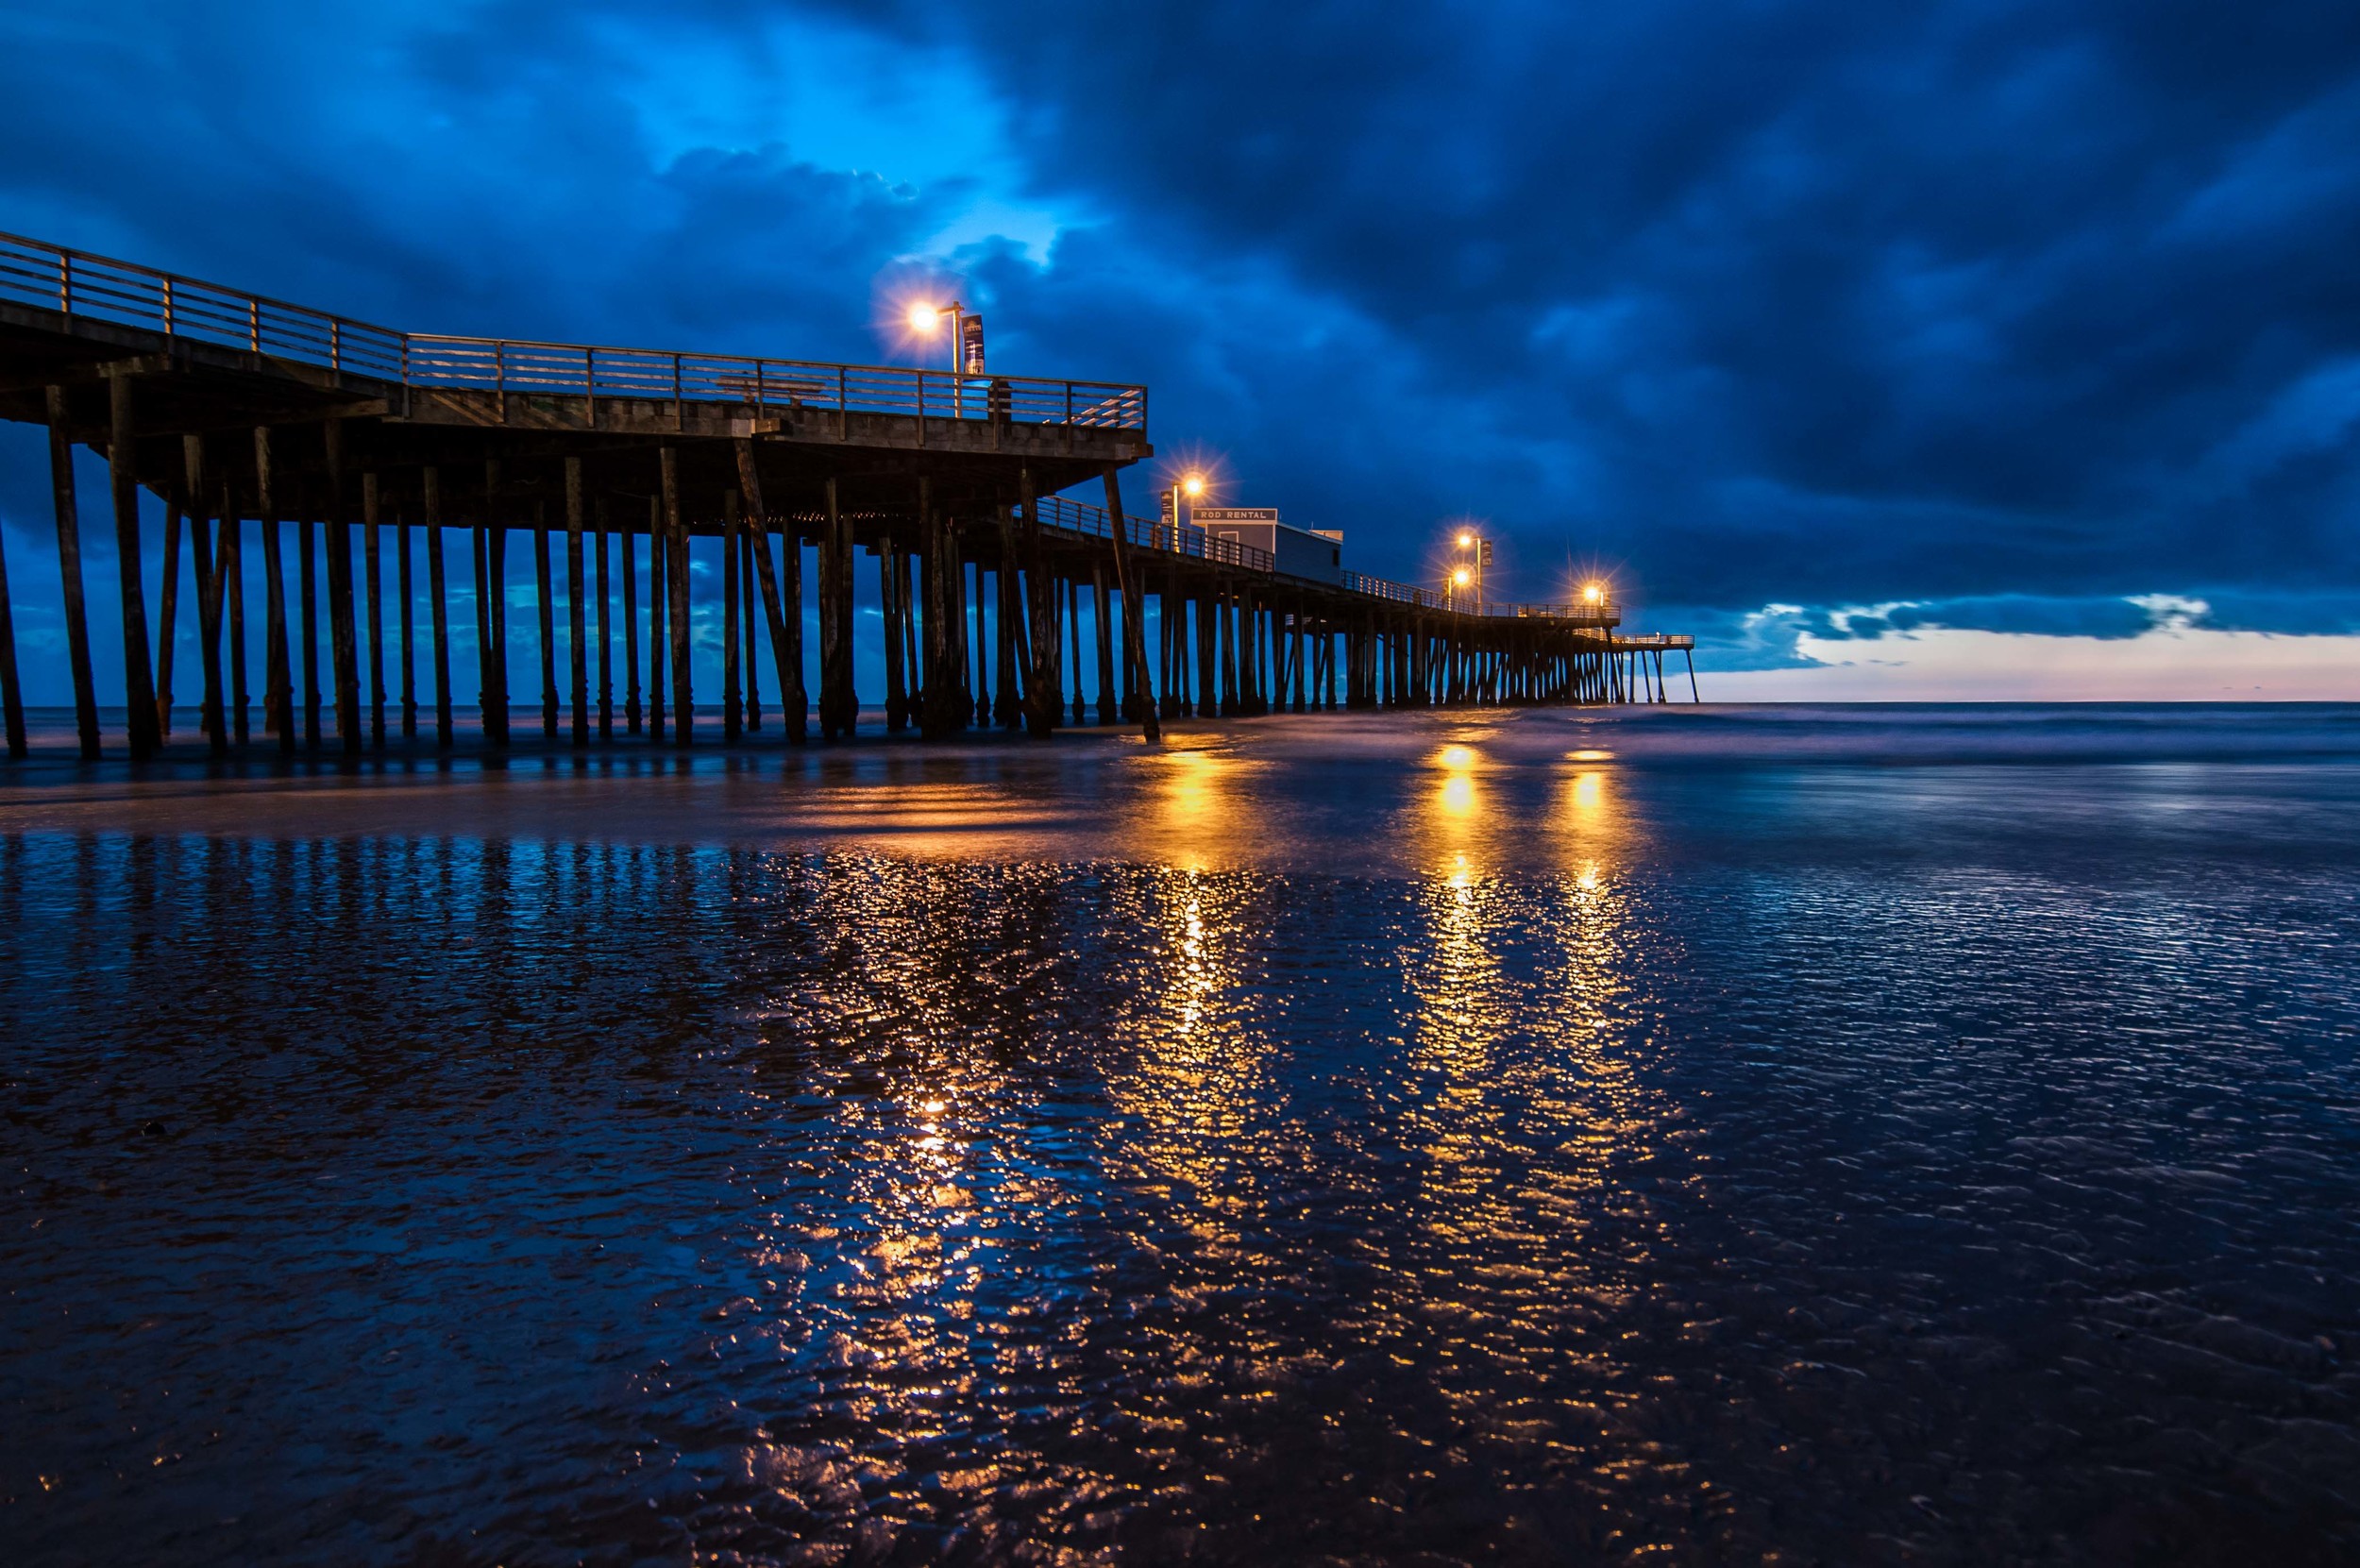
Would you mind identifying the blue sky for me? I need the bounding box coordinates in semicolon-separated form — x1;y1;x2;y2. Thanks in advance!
3;0;2358;698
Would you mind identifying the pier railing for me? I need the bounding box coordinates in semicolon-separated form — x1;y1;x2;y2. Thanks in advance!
1031;500;1620;620
0;230;1148;431
1035;496;1277;574
1346;570;1618;622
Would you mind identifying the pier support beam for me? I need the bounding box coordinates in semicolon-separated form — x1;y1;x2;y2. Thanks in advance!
881;537;908;733
470;486;495;745
919;479;963;740
566;458;588;747
534;503;557;740
722;488;743;743
396;498;413;739
185;437;227;756
1021;469;1055;738
743;527;762;731
622;499;640;735
257;429;292;754
735;440;801;744
646;494;664;742
325;420;360;755
157;499;180;737
662;446;692;744
595;497;612;740
363;471;386;747
1101;465;1157;741
426;467;452;747
818;475;854;740
47;389;101;759
0;514;23;758
108;373;159;760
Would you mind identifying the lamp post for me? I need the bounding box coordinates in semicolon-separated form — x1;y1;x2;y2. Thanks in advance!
906;298;968;413
1451;529;1490;614
1163;472;1205;549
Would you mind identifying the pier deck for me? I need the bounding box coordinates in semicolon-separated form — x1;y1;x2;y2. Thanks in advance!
0;230;1694;762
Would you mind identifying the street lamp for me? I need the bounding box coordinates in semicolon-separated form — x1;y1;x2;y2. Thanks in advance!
1582;581;1604;608
1451;528;1491;613
905;299;967;372
907;298;972;415
1163;471;1206;548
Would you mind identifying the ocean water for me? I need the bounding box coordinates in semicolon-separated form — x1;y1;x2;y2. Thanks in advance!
2;703;2357;1564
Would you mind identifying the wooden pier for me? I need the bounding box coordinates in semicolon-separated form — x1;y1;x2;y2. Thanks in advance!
0;230;1694;762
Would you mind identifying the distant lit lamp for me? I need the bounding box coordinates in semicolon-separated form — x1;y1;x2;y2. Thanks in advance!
905;298;969;375
1451;528;1490;613
1164;470;1206;548
1583;582;1604;607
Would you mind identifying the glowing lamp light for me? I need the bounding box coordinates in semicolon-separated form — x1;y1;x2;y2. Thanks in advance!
1582;582;1604;605
1451;567;1472;588
906;302;941;332
1181;473;1205;498
1456;531;1475;549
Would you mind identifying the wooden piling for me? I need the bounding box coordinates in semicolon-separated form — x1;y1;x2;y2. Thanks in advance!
185;438;227;755
565;458;588;747
733;440;799;743
47;389;101;759
594;496;612;740
223;480;247;745
1068;577;1086;724
324;421;361;755
1100;466;1157;740
742;525;761;732
256;429;292;753
900;548;920;720
157;497;181;739
0;518;24;758
970;558;989;725
722;488;743;744
919;478;961;739
360;471;383;746
470;485;495;744
622;497;641;734
397;498;414;739
818;475;853;740
1092;566;1115;726
1020;469;1056;738
534;503;558;740
362;471;388;747
881;536;907;733
992;506;1019;728
646;495;664;741
112;368;162;760
662;446;691;744
425;466;452;747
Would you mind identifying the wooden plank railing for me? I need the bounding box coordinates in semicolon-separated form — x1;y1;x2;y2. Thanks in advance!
0;229;1148;432
1035;495;1276;574
1037;499;1623;621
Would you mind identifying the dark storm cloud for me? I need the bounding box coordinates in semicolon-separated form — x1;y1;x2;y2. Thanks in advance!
2;0;2358;646
823;0;2360;611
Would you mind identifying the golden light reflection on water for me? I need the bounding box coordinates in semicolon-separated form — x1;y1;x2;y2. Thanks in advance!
1124;737;1269;871
1374;733;1684;1385
1095;869;1295;1231
722;728;1680;1529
